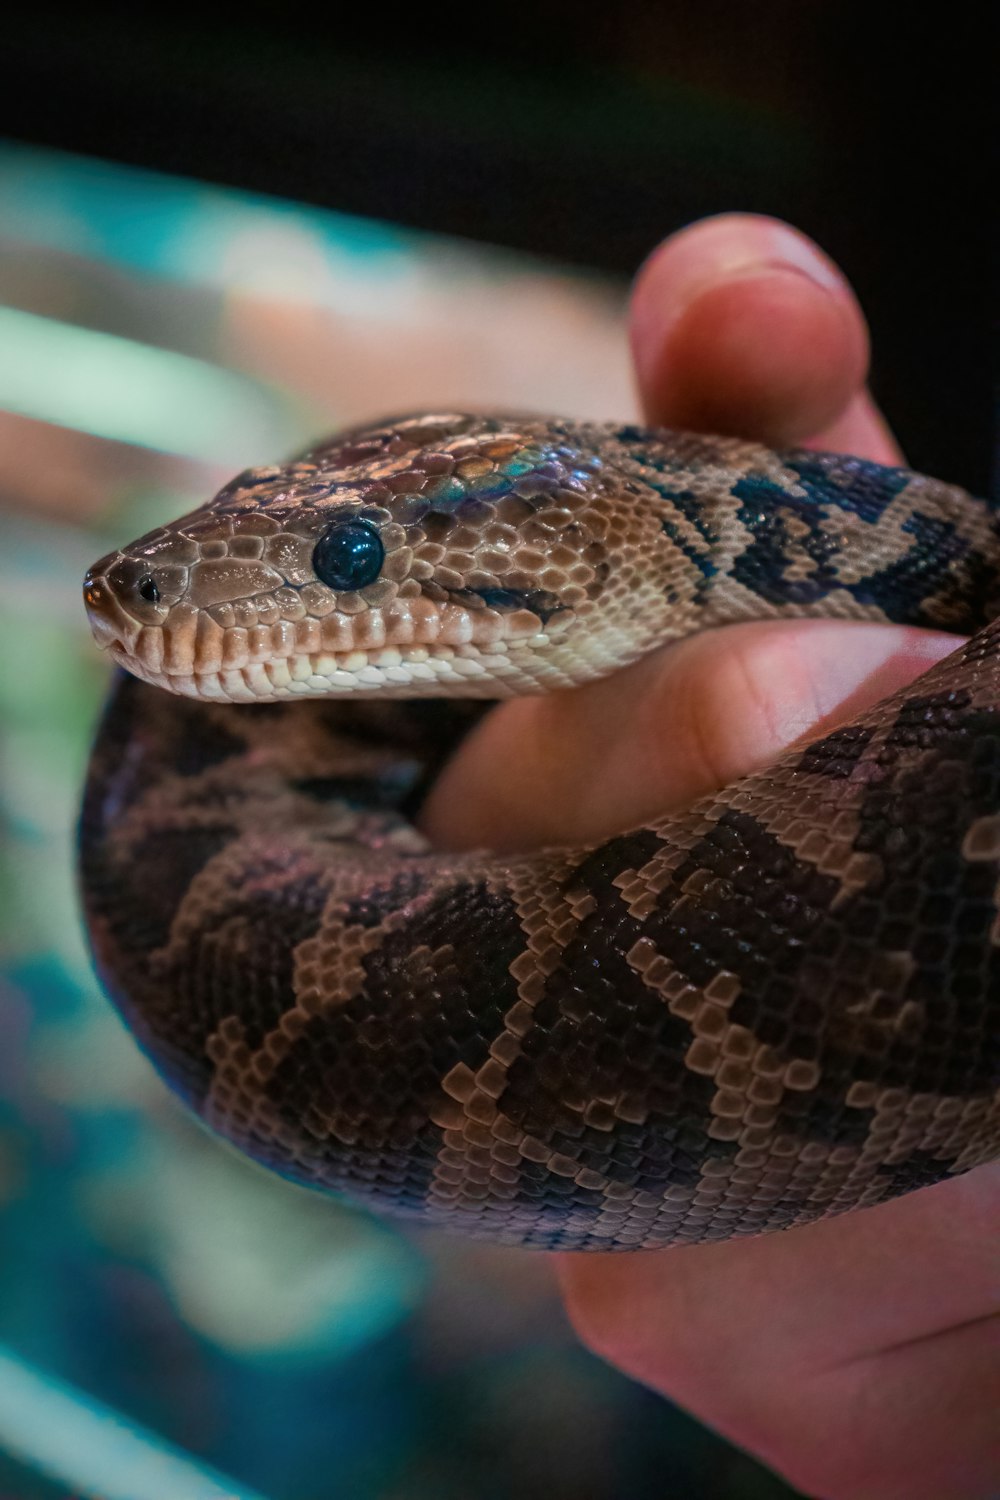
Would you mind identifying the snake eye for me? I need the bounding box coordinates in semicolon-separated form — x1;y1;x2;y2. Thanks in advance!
137;575;160;604
312;519;384;592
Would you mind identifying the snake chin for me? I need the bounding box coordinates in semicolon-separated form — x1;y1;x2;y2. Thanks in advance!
101;637;568;703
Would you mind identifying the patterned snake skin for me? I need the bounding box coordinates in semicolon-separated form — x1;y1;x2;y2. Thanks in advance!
79;414;1000;1250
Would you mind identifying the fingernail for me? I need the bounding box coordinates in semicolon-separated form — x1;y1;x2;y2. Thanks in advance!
631;215;852;391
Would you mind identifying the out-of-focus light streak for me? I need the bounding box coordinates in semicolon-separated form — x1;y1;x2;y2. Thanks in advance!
0;141;419;314
0;140;551;325
0;1344;272;1500
0;305;300;463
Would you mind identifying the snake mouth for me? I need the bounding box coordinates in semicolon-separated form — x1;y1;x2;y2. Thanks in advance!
103;638;541;701
87;580;578;700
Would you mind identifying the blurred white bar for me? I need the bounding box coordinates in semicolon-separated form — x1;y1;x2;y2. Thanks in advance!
0;1344;272;1500
0;305;302;463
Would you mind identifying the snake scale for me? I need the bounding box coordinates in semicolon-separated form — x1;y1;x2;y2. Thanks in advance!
79;413;1000;1250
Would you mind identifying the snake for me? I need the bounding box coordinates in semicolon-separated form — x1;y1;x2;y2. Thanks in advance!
78;412;1000;1250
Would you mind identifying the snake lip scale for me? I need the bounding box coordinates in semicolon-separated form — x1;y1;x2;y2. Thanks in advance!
79;412;1000;1250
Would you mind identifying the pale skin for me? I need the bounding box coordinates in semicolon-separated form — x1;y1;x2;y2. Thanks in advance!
422;215;1000;1500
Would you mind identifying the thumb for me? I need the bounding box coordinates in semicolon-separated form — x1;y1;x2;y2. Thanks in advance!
631;213;903;463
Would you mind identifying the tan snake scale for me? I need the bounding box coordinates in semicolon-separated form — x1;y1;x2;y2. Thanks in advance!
79;413;1000;1249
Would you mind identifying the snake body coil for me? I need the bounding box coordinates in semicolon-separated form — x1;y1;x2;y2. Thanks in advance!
80;414;1000;1249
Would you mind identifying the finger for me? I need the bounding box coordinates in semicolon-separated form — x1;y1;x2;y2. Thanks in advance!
630;214;903;463
555;1165;1000;1391
420;619;959;852
555;1165;1000;1500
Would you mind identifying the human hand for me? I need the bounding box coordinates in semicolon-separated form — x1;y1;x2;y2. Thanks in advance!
422;215;1000;1500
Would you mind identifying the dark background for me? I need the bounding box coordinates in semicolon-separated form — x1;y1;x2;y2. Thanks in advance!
2;4;992;494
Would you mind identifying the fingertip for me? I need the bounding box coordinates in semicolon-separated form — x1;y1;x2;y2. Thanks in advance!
630;215;875;451
803;390;905;466
645;270;868;446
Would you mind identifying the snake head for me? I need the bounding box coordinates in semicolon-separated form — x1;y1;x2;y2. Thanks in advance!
83;412;669;701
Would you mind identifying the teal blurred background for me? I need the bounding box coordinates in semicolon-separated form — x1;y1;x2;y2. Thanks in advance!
0;142;802;1499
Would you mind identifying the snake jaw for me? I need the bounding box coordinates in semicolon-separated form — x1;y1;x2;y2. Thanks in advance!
97;621;586;703
84;538;585;700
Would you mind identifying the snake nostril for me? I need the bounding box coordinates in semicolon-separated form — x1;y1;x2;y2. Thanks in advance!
83;573;103;609
83;573;111;617
83;573;130;653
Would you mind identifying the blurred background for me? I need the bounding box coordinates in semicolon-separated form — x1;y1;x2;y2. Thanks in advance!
0;8;989;1499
